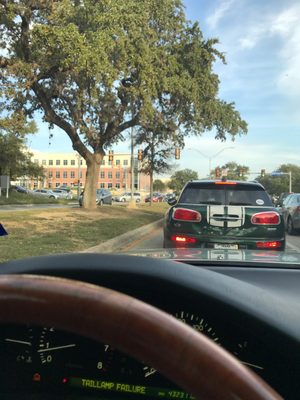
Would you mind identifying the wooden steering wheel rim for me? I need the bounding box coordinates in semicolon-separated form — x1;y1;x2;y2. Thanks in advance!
0;274;282;400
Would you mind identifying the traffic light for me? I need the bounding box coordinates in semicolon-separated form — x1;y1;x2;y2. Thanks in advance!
215;167;221;178
108;150;114;162
175;147;180;160
138;149;143;161
261;169;266;177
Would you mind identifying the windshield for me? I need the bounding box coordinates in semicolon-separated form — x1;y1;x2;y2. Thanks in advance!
0;0;300;268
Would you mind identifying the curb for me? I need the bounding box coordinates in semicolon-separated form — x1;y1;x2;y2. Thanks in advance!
83;218;163;253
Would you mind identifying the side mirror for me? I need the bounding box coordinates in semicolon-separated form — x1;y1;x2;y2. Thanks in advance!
167;197;177;206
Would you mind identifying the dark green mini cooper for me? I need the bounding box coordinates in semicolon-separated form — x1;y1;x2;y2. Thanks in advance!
164;180;286;250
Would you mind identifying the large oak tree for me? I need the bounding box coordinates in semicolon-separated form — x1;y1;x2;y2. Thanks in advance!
0;0;247;208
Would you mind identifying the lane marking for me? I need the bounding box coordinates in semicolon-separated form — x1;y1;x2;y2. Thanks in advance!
286;240;300;252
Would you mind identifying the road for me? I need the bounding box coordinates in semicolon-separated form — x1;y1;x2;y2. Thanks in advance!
127;229;300;252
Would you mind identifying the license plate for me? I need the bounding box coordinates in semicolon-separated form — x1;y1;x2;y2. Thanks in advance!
214;243;238;250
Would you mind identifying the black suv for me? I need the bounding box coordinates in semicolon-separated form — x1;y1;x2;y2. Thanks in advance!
164;180;285;250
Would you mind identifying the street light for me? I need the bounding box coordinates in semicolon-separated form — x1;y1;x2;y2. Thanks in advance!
187;147;234;178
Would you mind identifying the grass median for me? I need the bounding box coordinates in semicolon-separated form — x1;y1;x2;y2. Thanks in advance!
0;203;168;263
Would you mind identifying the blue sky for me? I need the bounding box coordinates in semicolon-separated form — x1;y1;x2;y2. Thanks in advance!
29;0;300;178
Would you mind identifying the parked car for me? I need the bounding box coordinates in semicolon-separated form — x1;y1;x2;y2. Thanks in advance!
32;189;59;199
52;189;73;199
114;192;141;203
79;189;112;206
164;179;286;250
163;192;176;202
276;192;293;207
145;192;164;203
281;193;300;234
9;185;29;194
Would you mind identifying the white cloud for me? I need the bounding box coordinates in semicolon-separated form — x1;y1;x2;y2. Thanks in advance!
206;0;235;29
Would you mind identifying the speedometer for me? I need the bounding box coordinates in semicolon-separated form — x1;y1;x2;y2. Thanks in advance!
174;311;220;344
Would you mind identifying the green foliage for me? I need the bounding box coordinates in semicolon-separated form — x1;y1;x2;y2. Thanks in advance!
256;164;300;195
168;168;198;193
0;112;44;179
153;179;166;192
0;0;247;208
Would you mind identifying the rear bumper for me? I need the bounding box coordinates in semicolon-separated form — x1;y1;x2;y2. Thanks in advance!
163;231;286;251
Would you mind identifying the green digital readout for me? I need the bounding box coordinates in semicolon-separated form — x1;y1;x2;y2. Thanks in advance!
69;377;194;399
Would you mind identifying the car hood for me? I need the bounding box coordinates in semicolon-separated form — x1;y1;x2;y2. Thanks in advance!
125;248;300;268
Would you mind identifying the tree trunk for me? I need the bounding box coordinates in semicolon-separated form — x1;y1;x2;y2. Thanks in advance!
149;171;153;206
83;153;102;209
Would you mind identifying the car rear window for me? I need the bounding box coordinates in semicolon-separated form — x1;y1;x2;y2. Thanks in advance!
179;183;272;206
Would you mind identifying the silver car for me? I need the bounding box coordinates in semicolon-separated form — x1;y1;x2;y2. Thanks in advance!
52;189;73;199
32;189;59;199
114;192;141;203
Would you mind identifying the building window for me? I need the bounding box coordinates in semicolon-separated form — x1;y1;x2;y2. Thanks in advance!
71;160;75;166
48;171;53;178
63;160;68;166
49;160;53;166
63;182;67;187
116;159;120;166
70;171;75;179
123;160;128;166
116;171;120;179
101;159;105;165
100;183;105;188
100;171;105;179
42;160;47;165
56;160;60;166
48;183;52;188
80;160;83;165
115;183;120;189
108;171;112;179
80;172;82;178
63;171;68;178
56;183;60;187
34;159;39;164
107;183;112;189
56;171;60;178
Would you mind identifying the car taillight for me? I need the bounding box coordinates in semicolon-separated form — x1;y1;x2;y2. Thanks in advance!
173;208;201;222
256;241;282;249
171;235;197;244
251;212;280;225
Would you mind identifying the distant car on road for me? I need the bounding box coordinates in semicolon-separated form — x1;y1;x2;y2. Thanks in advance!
145;192;164;203
32;189;59;199
114;192;141;203
52;189;73;199
281;193;300;234
79;189;112;206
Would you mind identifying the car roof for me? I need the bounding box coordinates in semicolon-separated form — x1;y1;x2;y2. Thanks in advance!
185;179;265;189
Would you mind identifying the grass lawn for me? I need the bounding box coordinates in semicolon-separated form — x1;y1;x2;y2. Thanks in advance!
0;191;71;205
0;203;168;263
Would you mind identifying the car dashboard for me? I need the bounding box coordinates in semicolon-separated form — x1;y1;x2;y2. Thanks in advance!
0;253;299;399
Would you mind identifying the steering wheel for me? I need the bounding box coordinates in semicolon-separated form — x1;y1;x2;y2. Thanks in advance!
0;274;282;400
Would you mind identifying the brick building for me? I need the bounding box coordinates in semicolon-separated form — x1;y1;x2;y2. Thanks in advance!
27;151;150;192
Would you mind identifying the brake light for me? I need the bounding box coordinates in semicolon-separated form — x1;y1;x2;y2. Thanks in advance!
171;235;197;244
256;241;282;249
214;181;237;185
251;212;280;225
173;208;201;222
